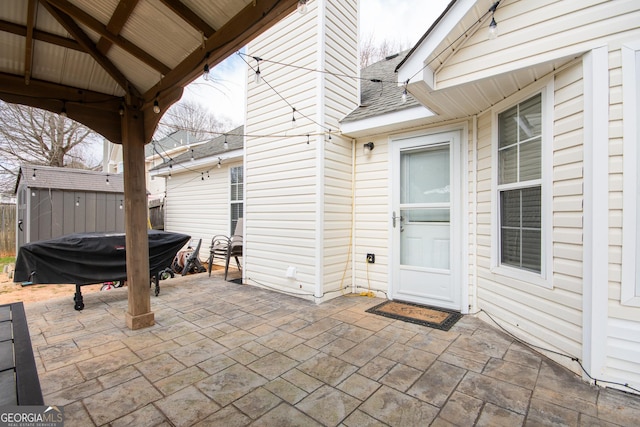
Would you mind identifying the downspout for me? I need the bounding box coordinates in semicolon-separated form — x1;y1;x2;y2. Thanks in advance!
314;0;326;299
472;114;478;312
351;138;357;294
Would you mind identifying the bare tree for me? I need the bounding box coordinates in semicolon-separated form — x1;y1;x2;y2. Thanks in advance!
360;33;407;68
155;100;233;141
0;101;101;193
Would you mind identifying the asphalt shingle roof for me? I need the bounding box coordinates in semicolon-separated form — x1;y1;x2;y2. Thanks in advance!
341;50;422;123
15;164;124;194
151;125;244;169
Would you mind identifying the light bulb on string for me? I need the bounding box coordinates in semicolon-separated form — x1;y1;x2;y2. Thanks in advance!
291;108;297;128
60;103;67;118
254;57;262;84
255;66;261;84
401;80;409;104
488;1;499;40
153;99;160;114
203;63;210;81
488;17;498;39
224;135;228;150
297;0;308;14
217;157;222;169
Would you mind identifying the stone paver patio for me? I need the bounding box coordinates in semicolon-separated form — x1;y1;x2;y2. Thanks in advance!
24;269;640;426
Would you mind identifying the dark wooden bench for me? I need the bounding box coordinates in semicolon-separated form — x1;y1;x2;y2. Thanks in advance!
0;302;43;405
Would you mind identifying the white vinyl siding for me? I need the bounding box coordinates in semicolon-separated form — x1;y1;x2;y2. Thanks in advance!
622;42;640;306
245;0;357;298
478;65;584;363
612;43;640;389
164;162;241;260
436;0;640;90
353;136;390;296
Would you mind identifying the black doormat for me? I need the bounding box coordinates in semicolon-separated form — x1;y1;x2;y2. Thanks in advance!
228;278;242;285
366;300;462;331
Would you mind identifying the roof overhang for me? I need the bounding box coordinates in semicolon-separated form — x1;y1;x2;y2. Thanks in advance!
150;148;243;177
341;105;435;138
396;0;586;120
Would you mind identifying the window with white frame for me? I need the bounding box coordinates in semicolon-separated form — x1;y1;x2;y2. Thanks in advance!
497;93;543;273
622;41;640;305
230;166;243;235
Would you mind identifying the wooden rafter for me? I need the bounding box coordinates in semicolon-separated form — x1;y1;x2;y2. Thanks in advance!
39;1;138;98
96;0;140;55
24;0;37;85
144;0;298;105
0;20;84;51
0;72;123;142
44;0;171;75
158;0;216;38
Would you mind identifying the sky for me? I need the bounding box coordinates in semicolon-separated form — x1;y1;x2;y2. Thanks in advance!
180;0;450;129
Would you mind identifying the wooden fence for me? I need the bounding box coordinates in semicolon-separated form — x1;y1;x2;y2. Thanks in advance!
0;204;16;256
149;199;164;230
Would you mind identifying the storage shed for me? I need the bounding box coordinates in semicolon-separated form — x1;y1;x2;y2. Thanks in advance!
14;165;125;249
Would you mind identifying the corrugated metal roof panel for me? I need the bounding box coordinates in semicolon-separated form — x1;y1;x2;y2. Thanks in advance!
185;0;253;30
120;1;200;69
0;32;24;74
106;47;159;94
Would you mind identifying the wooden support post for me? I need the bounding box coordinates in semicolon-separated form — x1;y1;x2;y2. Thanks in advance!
122;106;154;329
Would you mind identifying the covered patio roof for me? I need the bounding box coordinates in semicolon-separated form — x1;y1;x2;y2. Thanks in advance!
0;0;298;329
0;0;298;143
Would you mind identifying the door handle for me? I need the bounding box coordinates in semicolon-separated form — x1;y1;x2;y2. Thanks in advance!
392;211;404;228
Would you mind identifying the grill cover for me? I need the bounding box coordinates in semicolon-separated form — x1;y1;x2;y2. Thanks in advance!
14;230;190;285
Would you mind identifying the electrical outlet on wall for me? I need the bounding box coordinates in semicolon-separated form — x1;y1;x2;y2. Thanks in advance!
366;253;375;263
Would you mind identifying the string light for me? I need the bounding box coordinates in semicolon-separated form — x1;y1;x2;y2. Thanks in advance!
153;99;160;114
60;102;67;118
401;80;408;104
291;108;297;128
119;200;123;210
31;169;36;180
488;1;500;40
297;0;308;14
201;172;205;181
254;57;262;85
75;197;80;207
224;134;228;150
203;63;210;81
190;149;195;161
106;175;110;185
217;157;222;168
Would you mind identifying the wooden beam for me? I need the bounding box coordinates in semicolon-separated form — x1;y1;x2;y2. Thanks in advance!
158;0;216;37
24;0;37;85
96;0;140;55
0;19;84;51
121;106;154;330
44;0;171;75
143;0;297;102
40;1;138;97
0;72;125;143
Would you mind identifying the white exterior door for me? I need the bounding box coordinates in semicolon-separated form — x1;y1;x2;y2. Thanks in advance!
391;131;462;311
